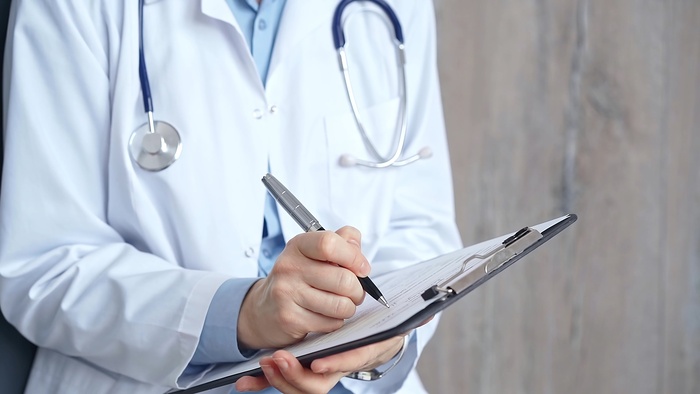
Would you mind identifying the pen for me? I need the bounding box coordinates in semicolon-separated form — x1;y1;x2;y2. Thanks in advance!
261;173;390;308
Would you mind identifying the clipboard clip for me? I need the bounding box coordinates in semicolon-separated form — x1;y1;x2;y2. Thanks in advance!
421;227;543;301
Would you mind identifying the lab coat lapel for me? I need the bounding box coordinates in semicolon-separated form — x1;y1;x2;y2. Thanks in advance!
200;0;242;34
200;0;265;92
268;0;337;78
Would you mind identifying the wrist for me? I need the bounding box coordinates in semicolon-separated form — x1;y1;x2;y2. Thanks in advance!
237;278;265;351
346;334;411;381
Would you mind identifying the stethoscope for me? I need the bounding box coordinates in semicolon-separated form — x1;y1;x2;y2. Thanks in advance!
333;0;431;168
129;0;182;171
130;0;430;172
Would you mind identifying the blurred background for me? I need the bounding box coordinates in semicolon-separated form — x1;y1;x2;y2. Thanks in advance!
0;1;697;393
417;1;699;393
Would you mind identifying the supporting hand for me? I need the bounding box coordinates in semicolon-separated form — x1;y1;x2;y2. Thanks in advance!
235;335;406;394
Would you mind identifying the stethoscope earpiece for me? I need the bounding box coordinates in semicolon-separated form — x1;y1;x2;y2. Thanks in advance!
339;154;357;167
416;146;433;159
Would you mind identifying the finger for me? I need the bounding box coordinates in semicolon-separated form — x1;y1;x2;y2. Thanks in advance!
234;374;270;392
259;358;294;394
291;232;370;277
275;301;346;338
266;351;344;394
295;285;358;320
249;286;347;346
301;263;365;306
310;336;405;374
335;226;362;247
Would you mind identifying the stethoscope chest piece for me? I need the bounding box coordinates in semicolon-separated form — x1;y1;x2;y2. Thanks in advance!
129;121;182;171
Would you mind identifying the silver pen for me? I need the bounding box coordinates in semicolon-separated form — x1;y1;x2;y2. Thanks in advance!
262;173;390;308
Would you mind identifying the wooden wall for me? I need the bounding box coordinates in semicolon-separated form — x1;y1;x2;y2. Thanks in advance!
418;1;700;393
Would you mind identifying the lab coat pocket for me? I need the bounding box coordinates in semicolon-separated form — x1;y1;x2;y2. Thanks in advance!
324;97;401;246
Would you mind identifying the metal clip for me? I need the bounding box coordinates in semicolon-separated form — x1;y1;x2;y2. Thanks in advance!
421;227;543;301
484;227;542;273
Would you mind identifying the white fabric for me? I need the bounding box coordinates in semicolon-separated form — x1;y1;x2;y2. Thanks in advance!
0;0;462;393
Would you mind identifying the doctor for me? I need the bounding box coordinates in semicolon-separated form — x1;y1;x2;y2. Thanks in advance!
0;0;461;393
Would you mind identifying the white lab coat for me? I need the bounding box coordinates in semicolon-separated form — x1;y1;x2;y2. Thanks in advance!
0;0;461;393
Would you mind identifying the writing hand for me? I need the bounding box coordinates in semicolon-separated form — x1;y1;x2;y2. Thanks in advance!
237;226;369;350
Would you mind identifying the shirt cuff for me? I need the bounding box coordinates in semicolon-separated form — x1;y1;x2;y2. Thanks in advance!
189;277;261;365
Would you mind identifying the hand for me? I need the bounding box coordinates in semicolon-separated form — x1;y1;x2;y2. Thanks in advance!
235;335;406;394
238;226;370;350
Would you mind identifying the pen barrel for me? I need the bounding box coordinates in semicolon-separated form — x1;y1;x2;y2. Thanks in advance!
358;276;381;300
262;174;322;232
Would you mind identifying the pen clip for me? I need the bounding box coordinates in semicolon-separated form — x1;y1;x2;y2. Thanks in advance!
421;227;543;301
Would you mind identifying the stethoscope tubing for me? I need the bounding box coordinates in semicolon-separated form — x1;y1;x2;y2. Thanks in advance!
334;0;428;168
332;0;404;49
138;0;154;117
338;44;410;168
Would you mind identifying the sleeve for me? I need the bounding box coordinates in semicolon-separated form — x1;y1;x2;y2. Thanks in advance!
0;1;231;388
340;0;463;392
189;278;261;365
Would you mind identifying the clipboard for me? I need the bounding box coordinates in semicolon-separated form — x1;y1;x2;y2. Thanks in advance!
175;214;577;393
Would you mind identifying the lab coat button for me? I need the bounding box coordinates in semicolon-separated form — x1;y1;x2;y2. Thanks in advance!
253;109;263;119
244;247;255;257
269;105;278;114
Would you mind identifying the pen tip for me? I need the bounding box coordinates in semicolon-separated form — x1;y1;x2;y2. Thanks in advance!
379;297;390;308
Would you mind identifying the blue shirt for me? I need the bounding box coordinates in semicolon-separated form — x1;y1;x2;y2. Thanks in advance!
226;0;286;85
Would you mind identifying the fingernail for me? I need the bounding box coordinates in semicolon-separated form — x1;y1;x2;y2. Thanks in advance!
273;357;289;371
348;239;361;248
360;261;370;276
261;364;275;377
